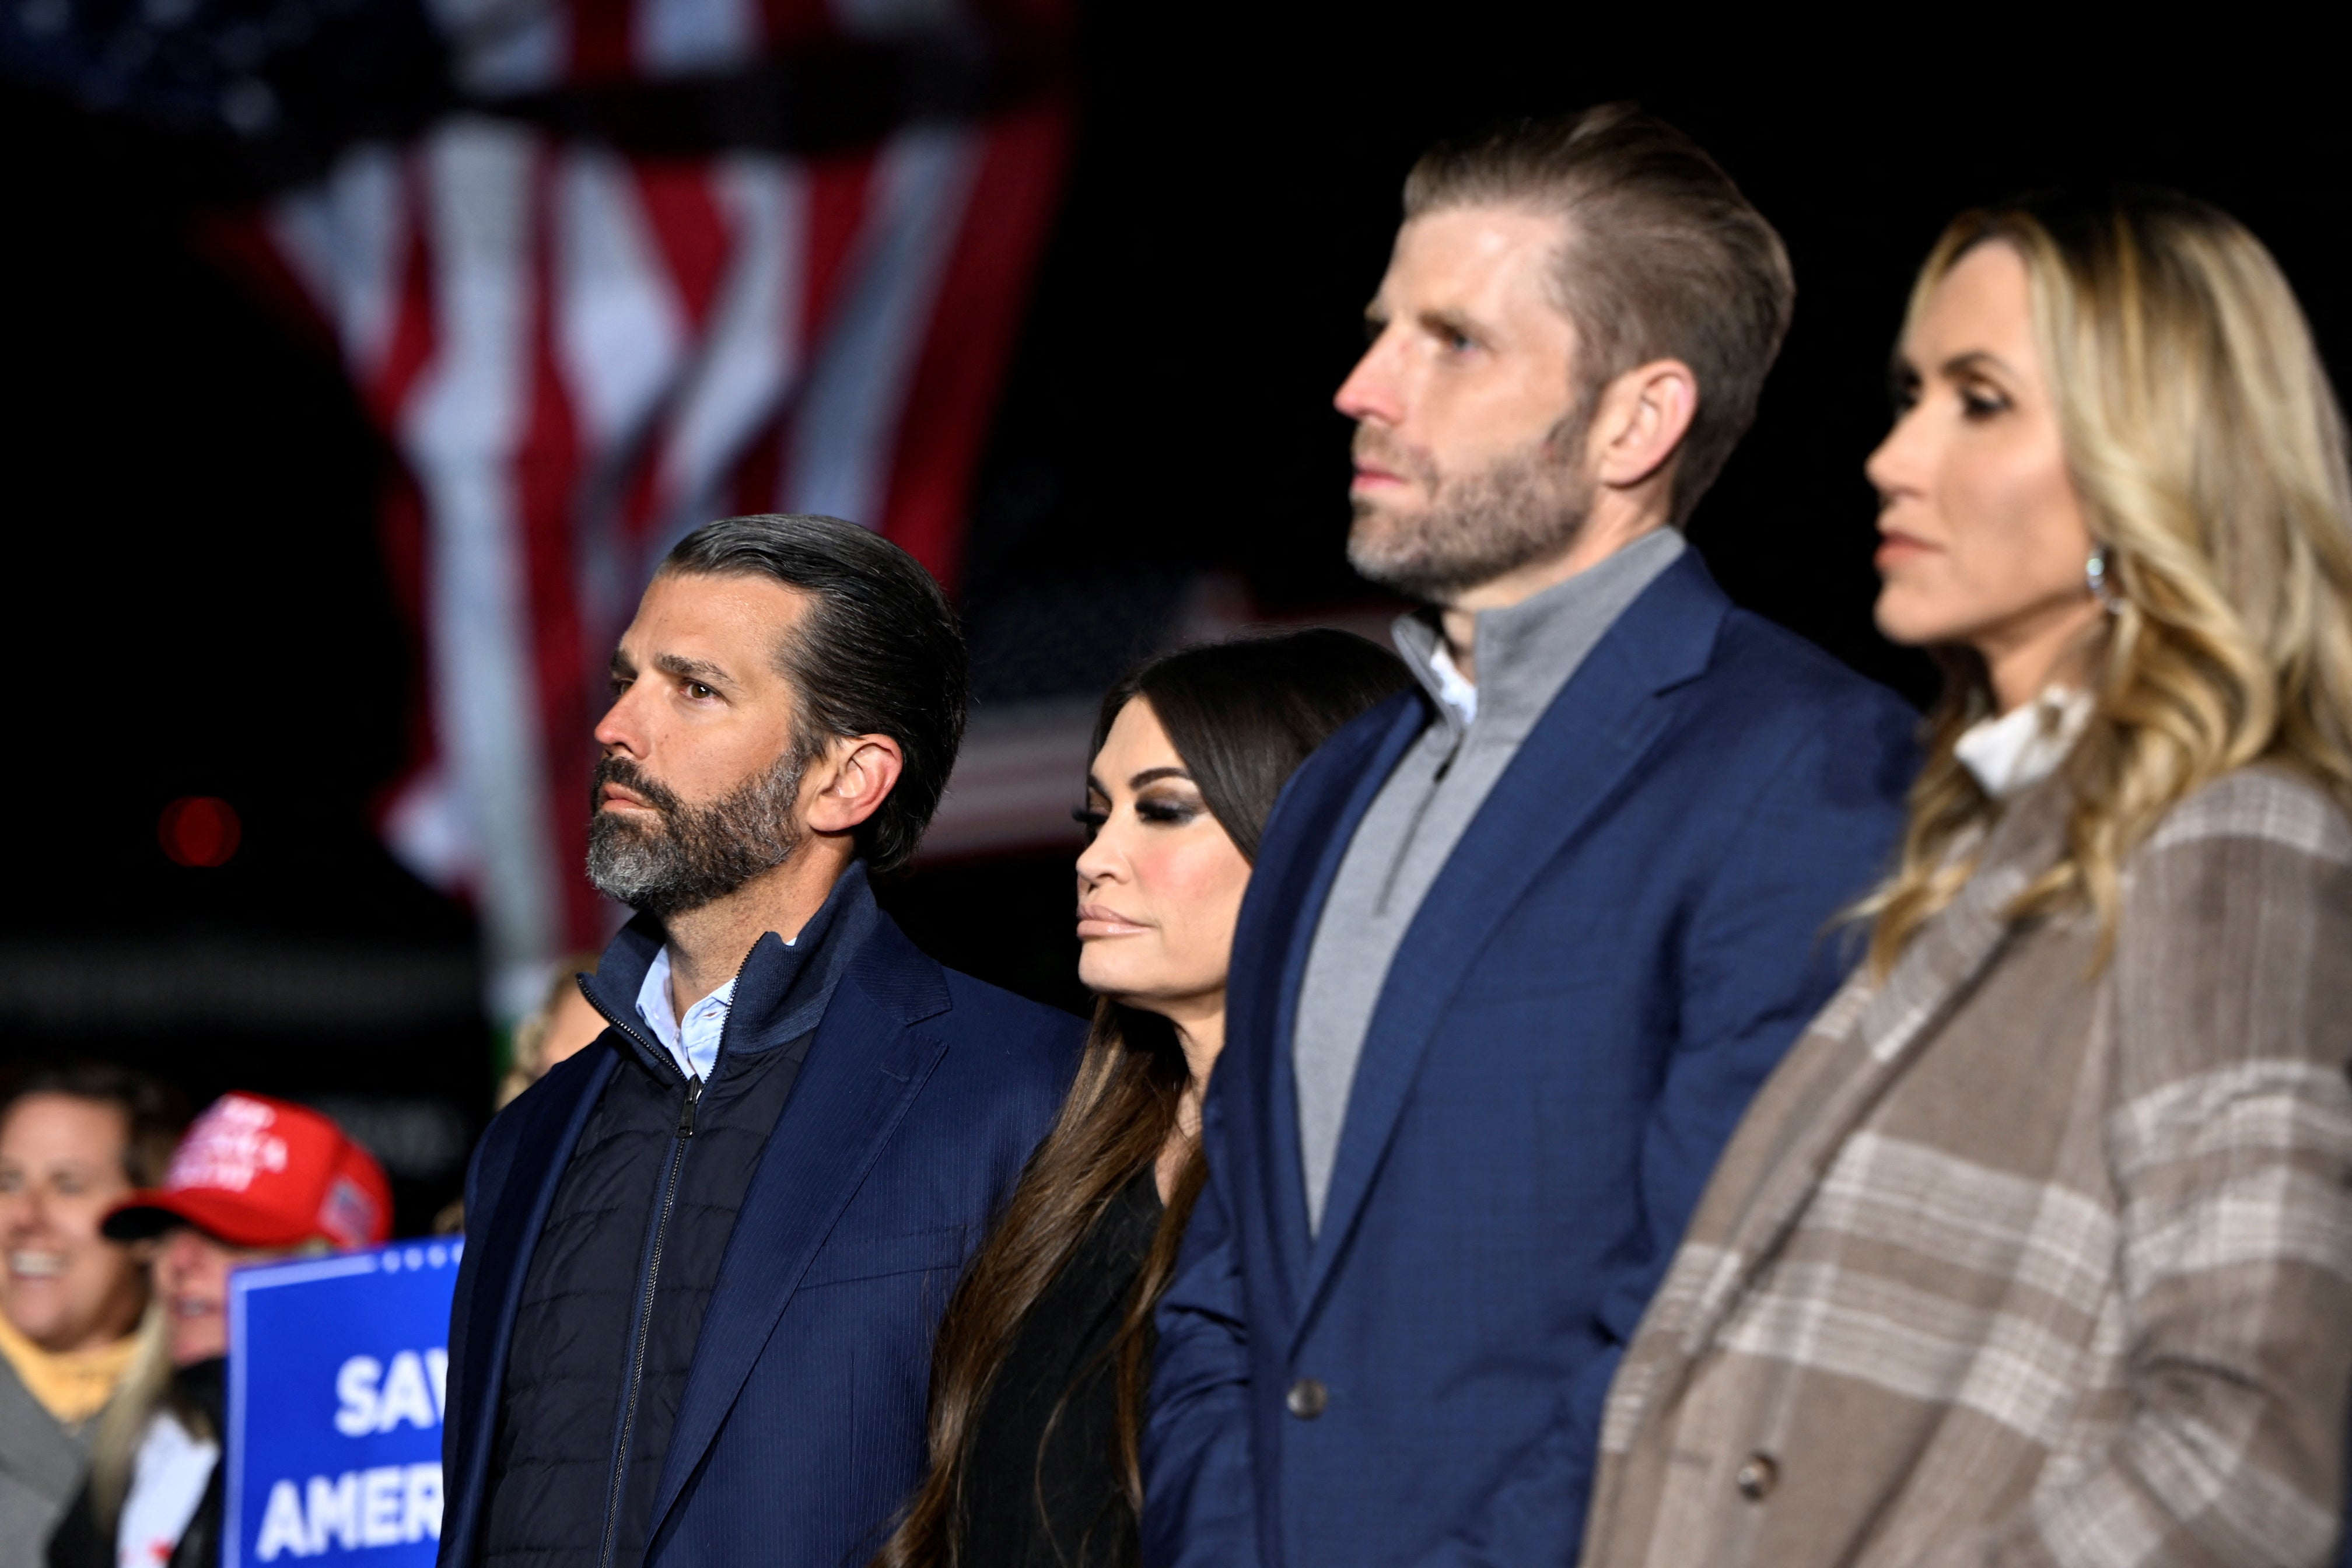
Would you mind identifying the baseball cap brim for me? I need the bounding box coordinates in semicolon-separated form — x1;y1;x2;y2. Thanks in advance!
102;1187;321;1249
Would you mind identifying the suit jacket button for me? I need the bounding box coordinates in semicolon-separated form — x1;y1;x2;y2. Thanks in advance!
1734;1452;1778;1501
1285;1378;1328;1419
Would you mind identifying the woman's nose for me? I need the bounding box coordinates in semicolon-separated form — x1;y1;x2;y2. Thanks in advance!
1074;825;1125;886
1866;409;1930;503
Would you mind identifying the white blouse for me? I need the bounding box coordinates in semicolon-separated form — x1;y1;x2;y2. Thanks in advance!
1954;687;2090;800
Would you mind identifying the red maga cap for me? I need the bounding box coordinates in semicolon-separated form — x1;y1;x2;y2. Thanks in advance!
103;1092;393;1251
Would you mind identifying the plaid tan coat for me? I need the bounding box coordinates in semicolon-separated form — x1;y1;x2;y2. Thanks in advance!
1582;765;2352;1568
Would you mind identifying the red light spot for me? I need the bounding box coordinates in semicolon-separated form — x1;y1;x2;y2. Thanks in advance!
160;797;242;868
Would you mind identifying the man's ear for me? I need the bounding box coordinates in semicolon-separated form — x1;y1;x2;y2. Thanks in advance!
803;734;907;835
1587;358;1698;491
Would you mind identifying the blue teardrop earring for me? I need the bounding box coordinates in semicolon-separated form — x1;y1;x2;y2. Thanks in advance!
2086;547;2121;612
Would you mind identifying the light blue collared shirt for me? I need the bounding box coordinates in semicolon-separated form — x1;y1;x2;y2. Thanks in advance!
634;946;744;1083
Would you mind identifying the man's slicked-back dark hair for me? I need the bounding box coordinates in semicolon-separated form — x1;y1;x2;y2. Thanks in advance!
659;513;967;874
1404;103;1795;526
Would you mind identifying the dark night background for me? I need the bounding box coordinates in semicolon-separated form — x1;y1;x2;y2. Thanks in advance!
3;13;2344;1230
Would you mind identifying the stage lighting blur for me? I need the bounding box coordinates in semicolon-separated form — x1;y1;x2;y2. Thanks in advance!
160;794;242;867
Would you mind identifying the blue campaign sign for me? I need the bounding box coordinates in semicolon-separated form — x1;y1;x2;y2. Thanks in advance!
226;1241;463;1568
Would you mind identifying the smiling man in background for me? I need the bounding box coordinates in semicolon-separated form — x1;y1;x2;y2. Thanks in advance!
440;514;1083;1568
1146;107;1919;1568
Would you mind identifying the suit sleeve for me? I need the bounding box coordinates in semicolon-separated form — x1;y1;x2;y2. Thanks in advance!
1144;1085;1266;1568
440;1124;496;1495
1423;690;1916;1567
1918;799;2352;1568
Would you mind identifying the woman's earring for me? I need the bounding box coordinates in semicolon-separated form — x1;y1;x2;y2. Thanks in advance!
2086;547;2121;613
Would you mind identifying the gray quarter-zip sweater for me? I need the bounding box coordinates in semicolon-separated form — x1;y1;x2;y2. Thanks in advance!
1292;528;1685;1229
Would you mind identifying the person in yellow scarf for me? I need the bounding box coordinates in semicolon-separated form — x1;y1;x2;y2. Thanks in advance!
0;1065;184;1568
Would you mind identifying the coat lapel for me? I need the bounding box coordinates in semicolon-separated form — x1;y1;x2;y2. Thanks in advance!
1233;694;1427;1317
1670;779;2073;1360
645;915;951;1539
1293;559;1726;1340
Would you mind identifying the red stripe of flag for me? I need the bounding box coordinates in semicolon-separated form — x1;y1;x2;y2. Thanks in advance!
878;101;1070;592
614;158;733;559
368;157;444;853
739;145;871;522
756;0;831;50
632;158;735;329
570;0;636;82
516;143;601;947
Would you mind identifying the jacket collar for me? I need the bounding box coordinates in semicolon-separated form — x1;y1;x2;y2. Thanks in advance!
1391;527;1688;750
580;861;883;1077
1850;776;2071;1069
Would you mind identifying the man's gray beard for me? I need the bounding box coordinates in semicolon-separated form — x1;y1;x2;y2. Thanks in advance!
1346;417;1597;604
586;751;806;919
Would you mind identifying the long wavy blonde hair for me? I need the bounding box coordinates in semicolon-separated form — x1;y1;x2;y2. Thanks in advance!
1866;190;2352;975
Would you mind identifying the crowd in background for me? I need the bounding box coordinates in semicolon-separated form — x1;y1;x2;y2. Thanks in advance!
1;1070;393;1567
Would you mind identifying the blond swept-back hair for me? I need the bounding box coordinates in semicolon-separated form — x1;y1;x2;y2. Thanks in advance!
1403;104;1794;526
1867;190;2352;975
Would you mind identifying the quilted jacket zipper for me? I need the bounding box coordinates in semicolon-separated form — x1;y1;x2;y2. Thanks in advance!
595;1066;701;1568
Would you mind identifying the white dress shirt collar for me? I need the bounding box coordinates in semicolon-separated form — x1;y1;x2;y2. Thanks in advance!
635;945;741;1083
1954;686;2091;800
1425;640;1479;726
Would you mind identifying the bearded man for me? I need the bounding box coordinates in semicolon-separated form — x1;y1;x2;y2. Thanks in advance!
439;515;1082;1568
1144;108;1919;1568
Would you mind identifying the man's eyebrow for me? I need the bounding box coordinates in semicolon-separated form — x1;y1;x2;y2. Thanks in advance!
652;652;734;688
1416;308;1475;341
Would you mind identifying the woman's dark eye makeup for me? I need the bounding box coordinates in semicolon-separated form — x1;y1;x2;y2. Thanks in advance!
1135;790;1202;825
1072;786;1205;832
1891;358;2011;421
1955;377;2010;418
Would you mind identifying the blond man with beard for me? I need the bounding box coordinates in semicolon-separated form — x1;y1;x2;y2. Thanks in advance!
1144;107;1918;1568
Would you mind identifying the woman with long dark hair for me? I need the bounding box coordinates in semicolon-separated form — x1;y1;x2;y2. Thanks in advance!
875;629;1410;1568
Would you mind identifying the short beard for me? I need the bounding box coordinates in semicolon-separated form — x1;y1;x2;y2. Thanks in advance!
1346;405;1598;604
586;750;807;920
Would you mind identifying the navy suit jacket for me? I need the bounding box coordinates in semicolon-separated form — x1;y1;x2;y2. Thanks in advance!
440;902;1083;1568
1144;551;1918;1568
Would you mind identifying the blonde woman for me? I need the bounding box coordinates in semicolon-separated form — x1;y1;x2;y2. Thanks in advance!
1581;191;2352;1568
